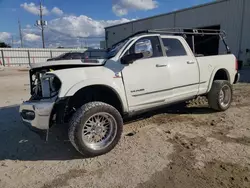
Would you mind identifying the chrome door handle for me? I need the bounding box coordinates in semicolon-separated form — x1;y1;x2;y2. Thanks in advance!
187;61;195;64
156;64;167;67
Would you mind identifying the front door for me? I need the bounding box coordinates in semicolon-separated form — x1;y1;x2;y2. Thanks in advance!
121;36;171;111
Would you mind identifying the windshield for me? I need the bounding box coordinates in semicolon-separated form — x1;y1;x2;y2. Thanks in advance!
56;52;67;58
106;39;131;59
84;51;107;58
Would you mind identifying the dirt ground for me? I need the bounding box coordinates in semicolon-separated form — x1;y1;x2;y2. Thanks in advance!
1;67;250;188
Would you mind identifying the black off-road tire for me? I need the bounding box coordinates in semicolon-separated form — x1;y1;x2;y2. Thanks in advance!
208;80;233;111
68;102;123;157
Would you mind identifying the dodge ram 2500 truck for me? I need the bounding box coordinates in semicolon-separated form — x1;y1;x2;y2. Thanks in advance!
20;28;240;157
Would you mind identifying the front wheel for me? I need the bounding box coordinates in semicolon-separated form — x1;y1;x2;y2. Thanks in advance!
208;80;233;111
68;102;123;157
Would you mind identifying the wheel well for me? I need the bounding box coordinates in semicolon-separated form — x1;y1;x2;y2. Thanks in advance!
213;69;229;81
65;85;123;120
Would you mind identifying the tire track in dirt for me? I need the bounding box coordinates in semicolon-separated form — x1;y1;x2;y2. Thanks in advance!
136;133;250;188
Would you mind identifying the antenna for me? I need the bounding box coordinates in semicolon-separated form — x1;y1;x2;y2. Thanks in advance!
18;19;24;48
11;36;14;47
35;0;47;48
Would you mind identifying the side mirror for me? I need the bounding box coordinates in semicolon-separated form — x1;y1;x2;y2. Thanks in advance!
135;38;153;58
121;53;143;64
121;38;153;65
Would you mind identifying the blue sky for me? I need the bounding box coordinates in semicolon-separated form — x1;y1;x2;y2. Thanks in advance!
0;0;214;48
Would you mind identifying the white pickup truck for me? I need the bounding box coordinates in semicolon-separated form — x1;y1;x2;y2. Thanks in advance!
20;29;240;157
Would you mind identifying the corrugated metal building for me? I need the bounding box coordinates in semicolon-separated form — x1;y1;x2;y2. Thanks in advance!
105;0;250;63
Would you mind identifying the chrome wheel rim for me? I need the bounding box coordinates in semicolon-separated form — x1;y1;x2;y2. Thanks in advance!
82;112;117;150
219;85;231;108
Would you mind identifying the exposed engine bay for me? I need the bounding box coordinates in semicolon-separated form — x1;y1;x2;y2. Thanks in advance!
29;63;104;100
29;68;61;100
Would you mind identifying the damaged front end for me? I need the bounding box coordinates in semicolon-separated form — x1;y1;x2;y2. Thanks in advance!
19;67;63;140
29;68;61;100
20;62;105;140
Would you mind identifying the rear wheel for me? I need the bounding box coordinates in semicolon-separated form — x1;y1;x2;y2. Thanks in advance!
208;80;232;111
68;102;123;157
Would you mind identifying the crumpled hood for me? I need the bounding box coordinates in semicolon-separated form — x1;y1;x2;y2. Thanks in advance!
30;59;106;69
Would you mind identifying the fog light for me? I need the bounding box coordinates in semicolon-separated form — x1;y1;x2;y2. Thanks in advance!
21;110;35;120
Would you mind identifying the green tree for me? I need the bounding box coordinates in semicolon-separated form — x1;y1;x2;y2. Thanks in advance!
0;42;11;48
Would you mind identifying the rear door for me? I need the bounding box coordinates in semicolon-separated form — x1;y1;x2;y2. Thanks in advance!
121;36;172;111
161;36;200;99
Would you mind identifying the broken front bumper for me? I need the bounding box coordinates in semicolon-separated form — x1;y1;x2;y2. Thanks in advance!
19;101;55;131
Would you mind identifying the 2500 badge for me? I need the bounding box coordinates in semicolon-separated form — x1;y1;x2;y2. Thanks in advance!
131;89;145;93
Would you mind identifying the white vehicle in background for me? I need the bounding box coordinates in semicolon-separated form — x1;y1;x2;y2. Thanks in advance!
20;28;240;157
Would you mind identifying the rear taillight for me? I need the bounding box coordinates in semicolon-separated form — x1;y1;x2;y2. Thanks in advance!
235;59;238;71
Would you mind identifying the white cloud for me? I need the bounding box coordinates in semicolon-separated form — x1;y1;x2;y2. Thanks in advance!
51;7;63;16
112;0;158;16
20;15;133;48
24;33;41;41
20;2;49;15
48;15;131;38
0;32;11;42
14;40;21;45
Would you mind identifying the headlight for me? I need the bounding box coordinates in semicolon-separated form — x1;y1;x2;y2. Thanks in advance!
41;77;51;98
41;74;61;98
51;76;61;92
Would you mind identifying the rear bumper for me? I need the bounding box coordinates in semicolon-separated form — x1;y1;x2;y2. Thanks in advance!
233;72;240;84
19;101;55;131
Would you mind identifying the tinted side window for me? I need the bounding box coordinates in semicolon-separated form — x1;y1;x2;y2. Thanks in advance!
162;38;187;57
127;36;163;58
